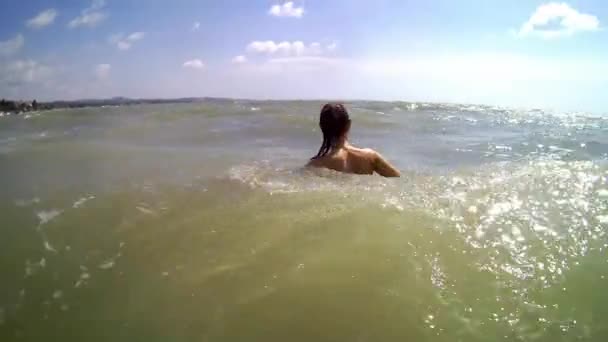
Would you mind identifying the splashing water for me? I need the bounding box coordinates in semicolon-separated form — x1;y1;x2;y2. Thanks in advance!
0;101;607;341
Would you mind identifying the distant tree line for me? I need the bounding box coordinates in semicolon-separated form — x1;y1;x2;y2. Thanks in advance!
0;99;41;113
0;96;242;114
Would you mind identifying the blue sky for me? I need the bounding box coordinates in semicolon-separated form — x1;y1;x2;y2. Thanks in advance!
1;0;607;112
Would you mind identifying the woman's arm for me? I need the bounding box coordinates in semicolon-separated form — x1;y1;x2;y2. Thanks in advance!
373;151;401;177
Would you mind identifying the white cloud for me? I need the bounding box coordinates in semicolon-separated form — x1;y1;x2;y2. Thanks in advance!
68;0;107;28
192;21;200;31
0;59;53;85
0;34;24;56
308;42;322;55
246;41;326;56
327;42;338;52
69;11;106;28
115;41;128;50
109;32;145;50
232;55;247;64
95;64;111;80
127;32;145;41
26;9;58;29
183;59;205;69
519;2;600;39
269;2;304;18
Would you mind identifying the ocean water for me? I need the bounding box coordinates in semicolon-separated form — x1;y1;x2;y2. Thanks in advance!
0;100;607;341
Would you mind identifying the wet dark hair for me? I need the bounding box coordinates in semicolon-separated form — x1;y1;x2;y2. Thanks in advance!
312;103;351;159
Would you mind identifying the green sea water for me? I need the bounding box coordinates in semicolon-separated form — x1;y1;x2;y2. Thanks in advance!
1;101;607;341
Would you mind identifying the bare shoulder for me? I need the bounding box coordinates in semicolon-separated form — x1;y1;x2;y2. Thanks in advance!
362;147;379;157
348;146;378;158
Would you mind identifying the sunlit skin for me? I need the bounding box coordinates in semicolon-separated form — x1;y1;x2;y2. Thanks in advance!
307;103;400;177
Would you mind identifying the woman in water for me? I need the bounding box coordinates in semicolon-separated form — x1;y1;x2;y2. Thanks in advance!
307;103;401;177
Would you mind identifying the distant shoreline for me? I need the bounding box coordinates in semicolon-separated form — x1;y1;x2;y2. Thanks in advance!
0;97;237;115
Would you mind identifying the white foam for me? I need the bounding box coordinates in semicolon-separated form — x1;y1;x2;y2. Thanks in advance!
73;195;95;208
43;241;57;253
136;206;155;215
487;201;513;217
37;209;61;226
382;196;404;211
99;260;115;269
512;226;525;242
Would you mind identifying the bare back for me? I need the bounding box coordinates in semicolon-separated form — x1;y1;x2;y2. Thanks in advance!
307;143;400;177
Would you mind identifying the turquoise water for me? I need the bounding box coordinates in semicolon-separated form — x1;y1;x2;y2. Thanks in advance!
0;101;607;341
